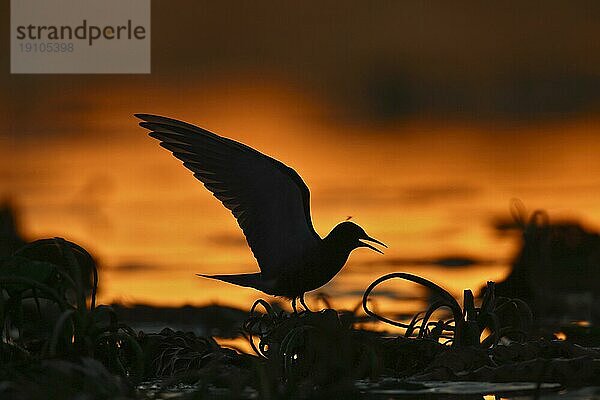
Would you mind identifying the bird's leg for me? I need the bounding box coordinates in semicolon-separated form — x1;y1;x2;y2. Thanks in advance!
299;293;311;312
291;297;298;314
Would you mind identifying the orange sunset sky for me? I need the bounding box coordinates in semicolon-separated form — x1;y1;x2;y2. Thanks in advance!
3;2;600;313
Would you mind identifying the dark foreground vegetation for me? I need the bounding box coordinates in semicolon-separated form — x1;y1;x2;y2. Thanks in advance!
1;207;599;399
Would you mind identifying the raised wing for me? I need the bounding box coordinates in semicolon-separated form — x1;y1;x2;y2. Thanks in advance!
136;114;320;277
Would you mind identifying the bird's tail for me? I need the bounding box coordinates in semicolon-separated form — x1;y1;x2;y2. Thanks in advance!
197;273;267;291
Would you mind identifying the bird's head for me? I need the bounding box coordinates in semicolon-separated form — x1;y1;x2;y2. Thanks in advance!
328;221;387;254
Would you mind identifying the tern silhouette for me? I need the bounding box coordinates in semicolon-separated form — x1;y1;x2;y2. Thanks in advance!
136;114;386;311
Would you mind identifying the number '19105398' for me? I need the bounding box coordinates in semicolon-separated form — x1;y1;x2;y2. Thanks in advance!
19;42;74;53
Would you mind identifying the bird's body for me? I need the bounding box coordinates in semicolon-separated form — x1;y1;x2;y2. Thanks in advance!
136;114;385;309
203;224;363;297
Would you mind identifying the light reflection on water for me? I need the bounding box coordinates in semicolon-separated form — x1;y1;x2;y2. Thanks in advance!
2;80;600;315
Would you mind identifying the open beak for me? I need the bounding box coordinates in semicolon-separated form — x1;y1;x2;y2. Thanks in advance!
359;236;387;254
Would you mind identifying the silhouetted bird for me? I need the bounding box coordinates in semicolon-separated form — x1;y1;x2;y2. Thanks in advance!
136;114;386;311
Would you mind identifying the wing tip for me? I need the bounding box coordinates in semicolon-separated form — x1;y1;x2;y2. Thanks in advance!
135;114;162;132
134;113;157;121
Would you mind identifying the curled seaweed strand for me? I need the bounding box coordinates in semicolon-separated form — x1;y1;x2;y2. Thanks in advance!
363;273;464;344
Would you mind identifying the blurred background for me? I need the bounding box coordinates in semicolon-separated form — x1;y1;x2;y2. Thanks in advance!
2;2;600;322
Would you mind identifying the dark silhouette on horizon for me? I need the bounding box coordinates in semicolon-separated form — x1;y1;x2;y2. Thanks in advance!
488;206;600;323
136;114;386;311
0;200;27;258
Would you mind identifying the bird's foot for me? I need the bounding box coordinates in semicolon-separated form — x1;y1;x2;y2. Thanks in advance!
290;296;311;314
299;294;311;312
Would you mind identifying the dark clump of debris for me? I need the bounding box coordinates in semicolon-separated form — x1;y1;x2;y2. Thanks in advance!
0;201;27;259
490;200;600;327
0;235;599;399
